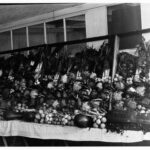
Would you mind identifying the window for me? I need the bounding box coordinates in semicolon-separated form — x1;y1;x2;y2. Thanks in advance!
13;27;26;49
66;15;86;55
107;4;142;50
28;23;44;46
46;19;64;44
0;31;11;52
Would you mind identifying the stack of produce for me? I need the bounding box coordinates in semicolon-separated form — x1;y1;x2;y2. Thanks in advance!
0;42;111;129
106;38;150;133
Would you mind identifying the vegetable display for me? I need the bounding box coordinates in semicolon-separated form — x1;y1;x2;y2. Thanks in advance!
0;38;150;134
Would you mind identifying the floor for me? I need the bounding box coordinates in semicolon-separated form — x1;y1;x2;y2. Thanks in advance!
0;136;150;146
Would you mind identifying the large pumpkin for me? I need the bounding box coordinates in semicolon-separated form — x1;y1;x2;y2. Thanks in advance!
74;114;93;128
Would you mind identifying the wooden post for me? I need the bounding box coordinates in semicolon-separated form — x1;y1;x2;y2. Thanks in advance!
44;22;47;44
10;30;13;50
109;35;120;111
63;18;67;54
112;35;120;80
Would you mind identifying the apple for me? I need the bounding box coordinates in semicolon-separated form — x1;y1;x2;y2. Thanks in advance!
100;123;106;129
93;123;99;128
96;119;101;125
101;117;107;123
35;114;41;120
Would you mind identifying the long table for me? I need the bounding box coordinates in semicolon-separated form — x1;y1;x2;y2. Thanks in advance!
1;120;150;145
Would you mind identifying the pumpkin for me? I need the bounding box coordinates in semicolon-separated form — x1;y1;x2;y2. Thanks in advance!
74;114;93;128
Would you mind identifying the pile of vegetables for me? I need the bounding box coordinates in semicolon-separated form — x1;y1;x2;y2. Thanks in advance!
106;38;150;133
0;42;112;129
1;37;150;134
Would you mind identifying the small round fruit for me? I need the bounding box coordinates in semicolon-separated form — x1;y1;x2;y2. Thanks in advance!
67;116;71;120
93;117;97;122
96;119;101;125
74;110;79;115
49;117;53;121
48;113;53;117
101;117;107;123
63;119;68;124
137;105;142;110
64;115;69;119
40;119;44;123
93;123;99;128
41;113;45;118
39;109;44;114
100;123;106;129
98;115;102;119
35;114;41;120
140;110;146;113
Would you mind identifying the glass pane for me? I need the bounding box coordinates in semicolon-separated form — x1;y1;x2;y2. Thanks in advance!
0;31;11;52
66;15;86;56
29;23;44;46
13;27;26;49
107;4;142;50
46;19;64;44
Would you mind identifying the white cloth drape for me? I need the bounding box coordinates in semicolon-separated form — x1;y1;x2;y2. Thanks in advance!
0;120;148;143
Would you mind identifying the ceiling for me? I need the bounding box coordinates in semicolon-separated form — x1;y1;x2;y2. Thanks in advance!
0;4;81;26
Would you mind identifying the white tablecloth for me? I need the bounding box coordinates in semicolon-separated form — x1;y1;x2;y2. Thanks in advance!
0;120;150;143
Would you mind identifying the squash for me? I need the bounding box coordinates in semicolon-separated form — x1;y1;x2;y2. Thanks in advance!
74;114;93;128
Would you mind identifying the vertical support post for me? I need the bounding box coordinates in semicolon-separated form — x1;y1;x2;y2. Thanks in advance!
63;18;67;54
63;18;67;42
2;137;8;146
109;35;120;111
26;26;29;47
44;22;47;44
26;26;29;55
10;30;13;50
112;35;120;80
